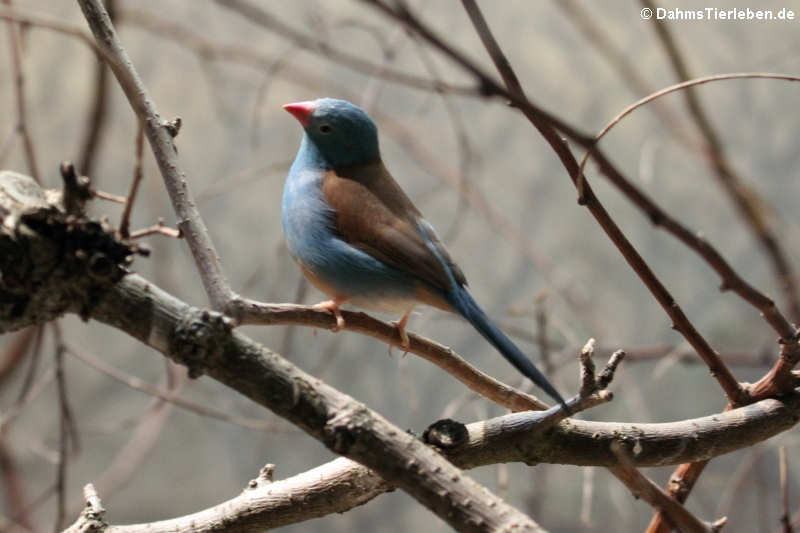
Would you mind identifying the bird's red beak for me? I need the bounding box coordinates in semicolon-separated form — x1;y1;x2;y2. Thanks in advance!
283;101;316;127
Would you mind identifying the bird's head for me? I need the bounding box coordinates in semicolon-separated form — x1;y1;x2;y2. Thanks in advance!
284;98;380;168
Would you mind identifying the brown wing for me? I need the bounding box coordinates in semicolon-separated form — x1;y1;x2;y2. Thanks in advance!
322;162;466;292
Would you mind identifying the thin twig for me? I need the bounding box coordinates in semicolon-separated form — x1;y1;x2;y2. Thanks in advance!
213;0;477;97
65;342;287;431
77;0;115;177
128;220;181;240
0;326;37;384
52;324;73;532
3;0;40;183
575;72;799;343
556;0;696;146
781;446;793;533
76;0;235;311
92;189;127;204
119;122;144;238
0;366;55;430
0;438;33;531
234;299;550;411
608;441;726;533
641;0;800;323
367;1;797;380
442;0;745;405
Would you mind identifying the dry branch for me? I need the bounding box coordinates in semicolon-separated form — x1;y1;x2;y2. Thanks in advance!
4;171;799;532
1;165;547;532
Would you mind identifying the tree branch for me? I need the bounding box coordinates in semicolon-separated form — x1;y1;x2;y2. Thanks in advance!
6;170;798;533
2;166;548;533
76;0;235;311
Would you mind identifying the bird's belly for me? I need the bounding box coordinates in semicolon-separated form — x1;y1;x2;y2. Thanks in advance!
296;261;417;312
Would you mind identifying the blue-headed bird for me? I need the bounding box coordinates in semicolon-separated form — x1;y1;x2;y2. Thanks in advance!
282;98;567;410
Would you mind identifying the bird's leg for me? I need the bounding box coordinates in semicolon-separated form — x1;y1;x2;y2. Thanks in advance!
313;299;345;331
391;309;412;349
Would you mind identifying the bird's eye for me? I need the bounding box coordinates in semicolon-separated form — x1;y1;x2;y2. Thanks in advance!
319;124;333;134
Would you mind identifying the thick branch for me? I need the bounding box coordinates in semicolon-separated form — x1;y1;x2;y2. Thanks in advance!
63;389;800;533
90;278;547;532
3;171;797;532
1;169;544;531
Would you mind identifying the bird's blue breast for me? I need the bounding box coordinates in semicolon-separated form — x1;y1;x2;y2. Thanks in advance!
282;143;423;310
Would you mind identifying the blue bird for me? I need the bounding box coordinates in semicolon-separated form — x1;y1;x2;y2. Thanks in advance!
282;98;567;410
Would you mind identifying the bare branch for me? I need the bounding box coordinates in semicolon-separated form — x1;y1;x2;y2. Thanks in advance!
57;385;800;533
3;0;40;183
77;0;115;177
128;219;181;240
781;446;793;533
119;123;144;238
641;0;800;323
444;0;745;404
89;278;548;532
65;341;287;431
76;0;235;311
213;0;477;96
231;299;550;411
608;442;726;533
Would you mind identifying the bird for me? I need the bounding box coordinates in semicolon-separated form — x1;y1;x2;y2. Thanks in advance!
281;97;568;410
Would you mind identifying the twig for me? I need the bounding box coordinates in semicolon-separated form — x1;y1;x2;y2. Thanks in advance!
59;162;92;215
232;299;550;411
92;189;127;204
77;0;235;311
213;0;477;97
574;73;800;344
645;460;711;533
641;0;800;323
0;365;55;430
77;0;115;177
608;441;726;533
86;361;181;508
781;446;793;533
3;0;40;183
119;122;144;238
0;326;37;384
580;466;594;525
128;219;181;240
0;438;33;531
52;323;74;532
556;0;696;146
65;341;287;431
440;0;745;405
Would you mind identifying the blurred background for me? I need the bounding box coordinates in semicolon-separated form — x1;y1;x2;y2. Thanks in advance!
2;0;800;531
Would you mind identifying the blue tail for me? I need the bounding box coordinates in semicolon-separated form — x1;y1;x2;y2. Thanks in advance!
449;287;568;411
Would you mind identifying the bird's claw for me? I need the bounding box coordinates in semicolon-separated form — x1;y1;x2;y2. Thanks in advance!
391;310;412;353
313;300;345;331
392;320;410;348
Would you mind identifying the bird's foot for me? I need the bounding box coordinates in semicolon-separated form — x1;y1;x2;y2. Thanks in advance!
313;300;345;331
391;311;411;349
